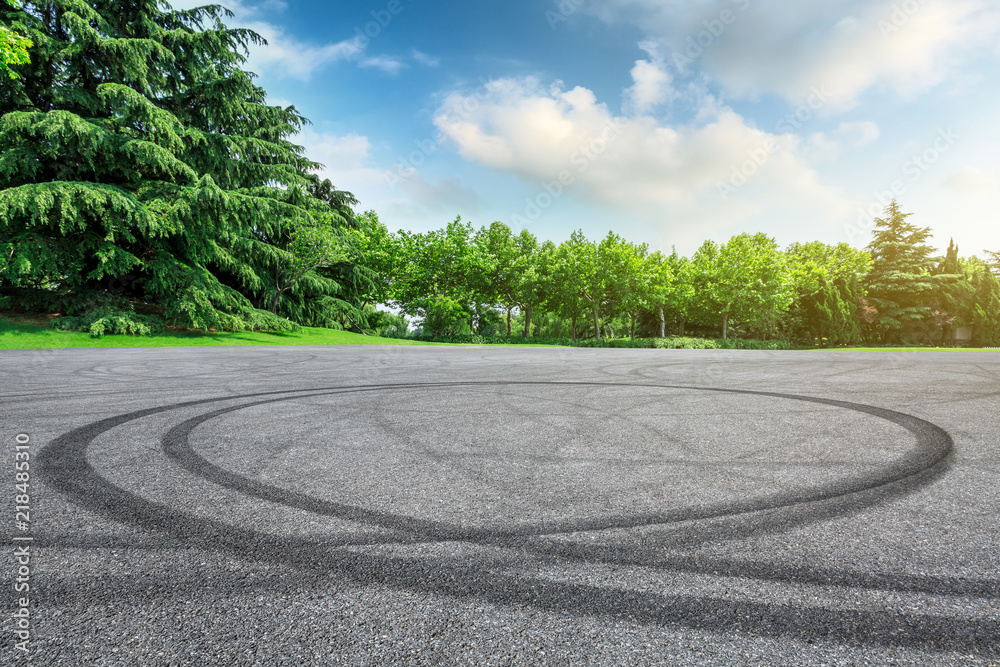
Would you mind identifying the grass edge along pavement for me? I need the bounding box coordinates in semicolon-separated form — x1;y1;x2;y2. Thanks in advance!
2;316;997;351
0;316;433;349
0;315;787;350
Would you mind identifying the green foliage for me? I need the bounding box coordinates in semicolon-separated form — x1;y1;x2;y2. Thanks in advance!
392;217;478;333
968;262;1000;346
548;230;591;339
347;194;978;350
784;242;870;346
0;26;30;79
657;249;695;335
472;221;544;336
864;200;944;342
51;304;163;337
688;233;794;339
564;229;606;339
271;214;348;313
0;0;31;79
420;294;470;336
409;333;790;350
0;0;354;333
375;310;409;338
598;231;652;339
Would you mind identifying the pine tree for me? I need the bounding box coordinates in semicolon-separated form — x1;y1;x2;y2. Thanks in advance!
864;200;942;343
831;275;863;345
810;279;835;346
929;239;969;344
0;0;351;333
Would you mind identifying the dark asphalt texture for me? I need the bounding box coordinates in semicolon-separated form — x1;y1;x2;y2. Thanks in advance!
1;345;998;665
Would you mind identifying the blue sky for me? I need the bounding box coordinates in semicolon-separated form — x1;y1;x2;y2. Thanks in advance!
172;0;1000;256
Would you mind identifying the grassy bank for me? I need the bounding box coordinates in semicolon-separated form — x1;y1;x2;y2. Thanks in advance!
0;315;432;349
0;318;787;350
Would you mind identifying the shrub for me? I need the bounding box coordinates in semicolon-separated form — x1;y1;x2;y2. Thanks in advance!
51;303;299;337
52;305;166;338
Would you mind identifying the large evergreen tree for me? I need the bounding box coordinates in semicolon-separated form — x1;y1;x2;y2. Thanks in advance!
864;200;943;343
0;0;352;333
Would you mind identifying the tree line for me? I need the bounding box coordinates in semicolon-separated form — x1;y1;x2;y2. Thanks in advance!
2;2;998;346
362;201;1000;347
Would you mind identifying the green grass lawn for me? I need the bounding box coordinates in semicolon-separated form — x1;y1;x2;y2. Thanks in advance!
0;315;434;349
824;346;999;352
4;314;998;351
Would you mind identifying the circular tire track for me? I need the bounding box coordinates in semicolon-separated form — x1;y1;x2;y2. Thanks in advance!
158;382;952;542
39;381;1000;656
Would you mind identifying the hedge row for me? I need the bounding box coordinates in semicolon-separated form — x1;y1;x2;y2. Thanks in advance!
409;334;791;350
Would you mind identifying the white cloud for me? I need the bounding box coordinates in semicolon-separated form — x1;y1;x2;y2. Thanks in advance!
165;0;401;81
806;132;843;161
588;0;1000;109
625;59;673;114
940;167;1000;195
433;77;850;244
295;129;386;192
398;173;486;214
412;50;441;67
836;121;880;147
245;26;365;80
360;56;408;75
294;129;485;230
253;0;288;12
806;120;880;159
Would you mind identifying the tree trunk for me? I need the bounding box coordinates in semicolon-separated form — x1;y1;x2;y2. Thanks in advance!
630;312;635;340
571;315;576;341
270;288;284;314
593;305;601;341
679;318;686;337
658;305;666;338
523;304;532;338
506;307;512;336
722;312;729;340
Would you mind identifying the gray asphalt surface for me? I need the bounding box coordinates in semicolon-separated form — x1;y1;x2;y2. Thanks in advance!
2;345;999;665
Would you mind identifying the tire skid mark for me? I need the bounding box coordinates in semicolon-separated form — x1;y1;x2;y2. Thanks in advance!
158;382;954;539
39;381;1000;655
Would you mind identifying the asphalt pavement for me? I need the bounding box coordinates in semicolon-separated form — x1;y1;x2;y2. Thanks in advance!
1;345;998;665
